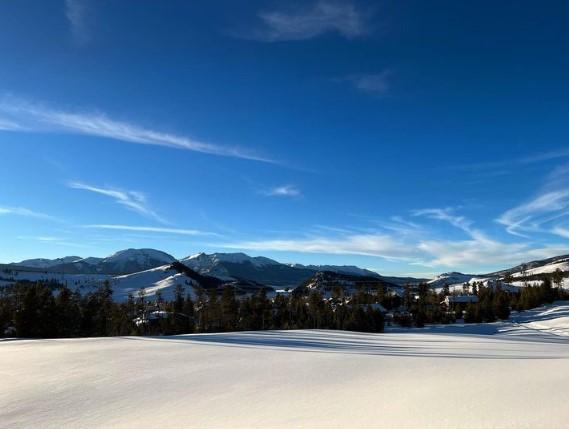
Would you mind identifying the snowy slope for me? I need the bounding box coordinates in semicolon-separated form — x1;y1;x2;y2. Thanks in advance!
0;268;111;292
110;265;198;301
511;259;569;277
1;302;568;428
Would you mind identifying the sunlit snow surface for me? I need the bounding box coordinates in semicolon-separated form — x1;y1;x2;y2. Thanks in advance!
1;302;568;428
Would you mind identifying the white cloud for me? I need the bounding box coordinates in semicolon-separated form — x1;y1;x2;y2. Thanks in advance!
411;207;568;267
497;161;569;239
456;148;569;173
262;185;301;197
252;1;369;42
68;182;167;224
17;236;63;242
413;207;475;236
497;189;569;237
65;0;91;44
418;237;568;269
83;224;218;236
220;233;417;262
0;118;22;131
0;97;274;163
220;206;569;272
0;206;59;221
552;226;569;239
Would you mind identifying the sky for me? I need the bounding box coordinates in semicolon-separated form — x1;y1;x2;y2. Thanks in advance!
1;0;569;277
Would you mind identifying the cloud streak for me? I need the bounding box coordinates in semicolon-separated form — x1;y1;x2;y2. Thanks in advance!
0;206;59;221
497;189;569;237
0;97;275;163
68;182;167;224
497;164;569;238
455;148;569;173
84;224;219;237
413;207;478;237
249;1;369;42
221;233;415;261
0;118;22;131
262;185;301;197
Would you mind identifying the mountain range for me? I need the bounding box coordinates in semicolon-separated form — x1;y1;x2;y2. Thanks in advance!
2;248;568;301
7;249;424;285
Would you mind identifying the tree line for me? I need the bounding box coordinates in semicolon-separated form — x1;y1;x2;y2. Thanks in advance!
1;273;567;338
0;281;386;338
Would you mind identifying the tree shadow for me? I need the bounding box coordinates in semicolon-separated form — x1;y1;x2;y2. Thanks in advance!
127;329;569;360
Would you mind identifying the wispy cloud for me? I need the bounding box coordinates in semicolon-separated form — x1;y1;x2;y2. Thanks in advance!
417;237;567;269
0;118;22;131
262;185;301;197
497;190;569;237
17;235;63;242
220;206;569;272
455;148;569;173
220;233;415;262
0;206;59;221
68;182;167;224
84;224;219;237
413;207;476;236
65;0;91;44
378;216;423;236
248;1;369;42
343;71;391;94
411;207;562;267
0;97;275;163
552;226;569;239
497;163;569;238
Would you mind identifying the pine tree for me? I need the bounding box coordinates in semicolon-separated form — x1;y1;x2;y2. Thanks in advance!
220;286;238;331
552;268;564;291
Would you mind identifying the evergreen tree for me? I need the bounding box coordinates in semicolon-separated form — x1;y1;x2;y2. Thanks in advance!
220;286;238;331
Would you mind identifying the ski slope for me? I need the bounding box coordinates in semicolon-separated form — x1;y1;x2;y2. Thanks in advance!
1;303;568;428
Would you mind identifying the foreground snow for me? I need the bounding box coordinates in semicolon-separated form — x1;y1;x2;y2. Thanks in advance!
1;304;568;428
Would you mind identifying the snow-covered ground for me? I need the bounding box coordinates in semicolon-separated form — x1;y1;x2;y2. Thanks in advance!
0;269;110;291
1;303;568;428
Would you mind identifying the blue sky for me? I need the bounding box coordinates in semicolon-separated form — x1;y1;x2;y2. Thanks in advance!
1;0;569;276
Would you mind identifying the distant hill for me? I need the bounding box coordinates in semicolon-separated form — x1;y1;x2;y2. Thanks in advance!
10;249;176;275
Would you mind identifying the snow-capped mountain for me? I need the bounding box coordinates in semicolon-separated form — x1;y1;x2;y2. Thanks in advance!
180;252;315;287
9;249;176;275
297;264;381;278
5;249;569;302
428;272;477;288
12;256;83;269
99;249;176;274
184;252;278;268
